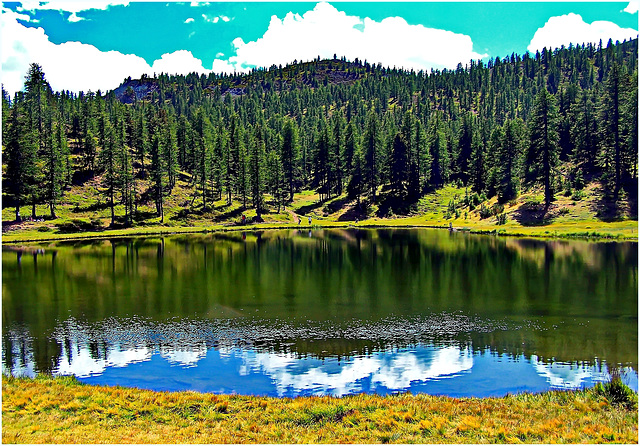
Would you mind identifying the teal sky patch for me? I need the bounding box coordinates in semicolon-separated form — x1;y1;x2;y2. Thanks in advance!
2;1;637;94
5;1;637;66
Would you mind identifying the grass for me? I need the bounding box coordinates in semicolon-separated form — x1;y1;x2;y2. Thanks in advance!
2;375;637;443
2;176;637;243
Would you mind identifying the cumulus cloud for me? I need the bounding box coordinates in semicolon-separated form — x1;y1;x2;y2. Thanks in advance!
624;1;639;14
220;2;486;73
150;50;210;75
16;1;129;21
184;17;194;24
528;13;639;53
1;8;212;94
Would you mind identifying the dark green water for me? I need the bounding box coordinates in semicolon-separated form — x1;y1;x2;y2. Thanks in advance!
2;229;637;397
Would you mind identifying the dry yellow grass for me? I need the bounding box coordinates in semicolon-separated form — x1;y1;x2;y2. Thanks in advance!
2;375;637;443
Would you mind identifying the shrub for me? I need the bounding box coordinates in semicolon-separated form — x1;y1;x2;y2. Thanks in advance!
479;204;492;219
595;376;638;410
572;169;585;190
524;196;543;207
496;213;507;225
563;185;573;196
571;189;585;201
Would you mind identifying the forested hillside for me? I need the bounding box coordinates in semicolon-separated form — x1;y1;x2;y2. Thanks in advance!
2;38;638;230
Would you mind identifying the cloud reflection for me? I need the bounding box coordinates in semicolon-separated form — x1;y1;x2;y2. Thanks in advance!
3;324;636;396
238;346;474;396
531;355;609;389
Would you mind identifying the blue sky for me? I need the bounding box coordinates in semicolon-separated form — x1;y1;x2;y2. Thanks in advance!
2;1;638;94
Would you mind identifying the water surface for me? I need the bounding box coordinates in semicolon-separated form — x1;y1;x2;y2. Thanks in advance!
3;229;637;396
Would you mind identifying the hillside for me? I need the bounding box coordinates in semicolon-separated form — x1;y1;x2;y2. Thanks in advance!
2;40;638;241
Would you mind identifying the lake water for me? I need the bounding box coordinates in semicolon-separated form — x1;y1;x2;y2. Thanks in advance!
2;229;637;397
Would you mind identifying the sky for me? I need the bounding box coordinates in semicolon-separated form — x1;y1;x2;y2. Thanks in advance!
1;1;638;95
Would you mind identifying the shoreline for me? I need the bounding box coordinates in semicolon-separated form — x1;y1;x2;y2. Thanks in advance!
2;218;638;244
2;374;637;443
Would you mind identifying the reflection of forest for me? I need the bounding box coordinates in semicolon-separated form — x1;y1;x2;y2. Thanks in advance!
2;229;637;376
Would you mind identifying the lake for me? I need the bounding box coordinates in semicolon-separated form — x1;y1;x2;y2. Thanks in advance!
2;228;637;397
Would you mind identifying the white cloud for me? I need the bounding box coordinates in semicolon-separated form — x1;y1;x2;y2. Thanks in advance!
67;12;83;22
150;49;210;75
624;1;639;14
202;13;231;24
221;2;486;73
240;346;474;397
184;17;194;24
16;1;129;21
211;58;239;74
528;13;639;53
1;8;212;94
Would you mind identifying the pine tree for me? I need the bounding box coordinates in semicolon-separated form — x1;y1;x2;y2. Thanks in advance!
414;119;430;194
498;119;523;202
527;89;560;206
281;118;298;202
42;108;65;218
192;109;211;209
97;116;118;226
390;132;409;198
363;111;380;202
343;121;357;178
599;63;628;200
267;147;286;213
314;120;331;201
150;126;168;222
331;113;344;195
3;98;39;221
249;124;266;217
428;112;447;188
24;63;49;218
571;89;599;175
470;126;485;193
347;143;365;208
164;113;179;191
621;71;638;181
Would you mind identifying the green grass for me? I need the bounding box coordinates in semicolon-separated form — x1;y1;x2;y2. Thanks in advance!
3;176;637;243
2;375;637;443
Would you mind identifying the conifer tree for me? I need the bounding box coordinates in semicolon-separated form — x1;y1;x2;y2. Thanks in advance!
3;99;39;221
97;116;118;226
281;118;298;201
42;108;65;218
249;124;266;217
527;89;560;205
347;143;365;207
363;111;380;202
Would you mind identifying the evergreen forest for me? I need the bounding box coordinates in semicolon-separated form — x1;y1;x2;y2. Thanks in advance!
2;38;638;229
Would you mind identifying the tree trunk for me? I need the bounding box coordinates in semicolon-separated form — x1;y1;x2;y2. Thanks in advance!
110;189;115;227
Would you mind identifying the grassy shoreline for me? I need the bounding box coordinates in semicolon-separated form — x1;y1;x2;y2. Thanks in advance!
3;183;637;244
2;217;637;244
2;375;637;443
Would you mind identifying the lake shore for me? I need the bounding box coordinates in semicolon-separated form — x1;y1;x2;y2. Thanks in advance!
2;217;637;244
2;375;637;443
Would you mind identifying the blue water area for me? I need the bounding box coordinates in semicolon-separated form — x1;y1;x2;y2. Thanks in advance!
73;344;637;398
